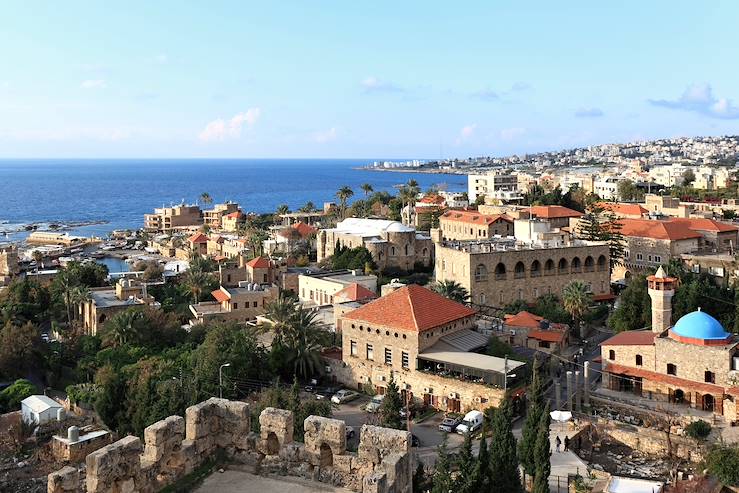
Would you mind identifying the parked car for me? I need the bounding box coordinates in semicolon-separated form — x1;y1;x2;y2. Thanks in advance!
399;407;415;419
346;426;355;439
456;410;484;435
438;415;462;433
317;386;339;400
331;389;360;404
365;394;385;413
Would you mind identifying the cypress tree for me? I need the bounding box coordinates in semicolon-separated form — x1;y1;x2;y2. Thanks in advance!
472;425;491;492
518;356;544;477
413;462;428;493
431;436;453;493
489;400;522;493
454;431;475;493
532;403;552;493
380;374;403;429
576;203;604;241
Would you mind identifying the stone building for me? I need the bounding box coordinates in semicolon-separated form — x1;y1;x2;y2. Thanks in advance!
596;202;648;219
438;209;513;241
331;285;525;413
601;267;739;420
0;244;19;285
144;204;202;233
189;282;277;325
79;279;160;336
522;205;583;229
434;234;610;306
503;311;570;354
317;218;433;272
298;270;377;306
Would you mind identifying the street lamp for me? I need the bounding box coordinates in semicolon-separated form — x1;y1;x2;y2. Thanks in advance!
219;363;231;399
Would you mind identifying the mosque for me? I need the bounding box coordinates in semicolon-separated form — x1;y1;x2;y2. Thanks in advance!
601;266;739;420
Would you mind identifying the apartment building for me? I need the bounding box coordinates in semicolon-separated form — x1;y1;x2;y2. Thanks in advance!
144;204;202;232
468;171;518;203
203;202;240;230
522;205;583;229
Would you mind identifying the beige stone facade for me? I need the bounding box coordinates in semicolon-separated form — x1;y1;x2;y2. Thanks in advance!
203;203;240;230
0;244;19;285
438;210;513;241
189;284;277;325
145;204;202;232
317;218;433;272
79;279;159;336
435;241;610;306
298;270;377;305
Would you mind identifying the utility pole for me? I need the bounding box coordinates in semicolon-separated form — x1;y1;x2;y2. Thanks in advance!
219;363;231;399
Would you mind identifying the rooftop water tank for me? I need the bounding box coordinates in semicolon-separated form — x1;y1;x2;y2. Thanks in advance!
56;408;66;421
68;426;79;442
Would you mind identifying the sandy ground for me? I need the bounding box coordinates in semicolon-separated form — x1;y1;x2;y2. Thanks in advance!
195;469;351;493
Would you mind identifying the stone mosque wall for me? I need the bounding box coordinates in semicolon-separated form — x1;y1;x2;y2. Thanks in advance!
47;397;411;493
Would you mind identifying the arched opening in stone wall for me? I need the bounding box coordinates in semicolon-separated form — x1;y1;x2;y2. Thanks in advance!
703;394;715;412
266;432;280;455
673;389;685;404
319;442;333;467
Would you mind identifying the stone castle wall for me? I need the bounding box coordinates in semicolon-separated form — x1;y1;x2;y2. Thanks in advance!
47;397;411;493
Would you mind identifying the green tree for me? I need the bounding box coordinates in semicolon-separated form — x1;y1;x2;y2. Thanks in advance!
413;462;429;493
432;280;469;304
518;357;544;478
184;267;215;303
0;379;37;413
489;399;522;492
706;445;739;486
472;427;491;491
532;403;552;493
360;183;374;197
102;309;144;347
200;192;213;205
299;201;317;213
380;374;404;429
617;179;642;201
603;212;626;269
487;336;517;359
607;274;651;332
454;431;476;493
431;436;454;493
562;280;592;338
0;321;45;379
682;169;696;187
275;204;290;216
576;203;605;241
336;186;354;218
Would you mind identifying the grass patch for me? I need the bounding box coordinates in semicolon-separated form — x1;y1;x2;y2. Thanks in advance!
159;450;225;493
414;409;437;424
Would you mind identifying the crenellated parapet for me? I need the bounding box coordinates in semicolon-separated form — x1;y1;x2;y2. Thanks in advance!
48;397;411;493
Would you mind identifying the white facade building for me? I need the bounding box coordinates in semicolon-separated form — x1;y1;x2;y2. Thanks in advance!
21;395;64;425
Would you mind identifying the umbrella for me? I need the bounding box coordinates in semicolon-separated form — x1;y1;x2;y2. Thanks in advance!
550;410;573;432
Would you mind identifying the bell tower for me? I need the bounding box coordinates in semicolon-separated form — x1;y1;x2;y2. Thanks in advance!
647;266;677;333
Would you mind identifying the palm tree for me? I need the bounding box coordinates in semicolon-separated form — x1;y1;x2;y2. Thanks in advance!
398;184;419;225
200;192;213;206
104;309;143;347
55;270;75;326
69;286;90;324
32;250;43;272
184;267;213;303
264;293;299;345
286;306;325;379
562;280;592;339
361;183;374;197
275;204;290;216
432;280;470;304
336;186;354;219
299;201;317;213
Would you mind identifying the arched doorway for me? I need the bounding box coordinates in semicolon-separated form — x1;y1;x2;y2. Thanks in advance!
673;389;685;404
265;432;280;455
319;442;333;467
703;394;715;412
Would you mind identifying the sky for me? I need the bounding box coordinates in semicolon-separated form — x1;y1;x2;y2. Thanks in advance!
1;1;738;159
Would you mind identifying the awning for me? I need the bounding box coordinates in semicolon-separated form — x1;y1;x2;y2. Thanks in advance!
436;329;489;352
419;348;526;374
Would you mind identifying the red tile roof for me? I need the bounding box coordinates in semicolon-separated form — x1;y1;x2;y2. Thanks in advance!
617;218;703;241
441;209;513;226
343;284;477;332
667;217;739;233
211;289;230;302
504;311;544;329
293;221;318;237
524;205;583;219
605;362;725;395
528;330;566;343
225;211;243;219
334;283;377;302
418;194;446;205
246;256;271;269
602;330;656;346
188;232;208;243
597;202;648;216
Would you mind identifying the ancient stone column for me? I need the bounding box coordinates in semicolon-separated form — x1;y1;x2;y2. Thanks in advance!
583;361;591;408
566;371;573;412
554;379;562;411
574;370;582;413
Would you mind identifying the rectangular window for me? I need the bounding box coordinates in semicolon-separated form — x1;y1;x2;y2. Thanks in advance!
253;301;258;307
636;253;643;261
667;363;677;375
655;256;661;263
384;348;392;365
233;302;238;309
366;344;374;360
705;371;715;383
401;351;409;369
350;340;357;356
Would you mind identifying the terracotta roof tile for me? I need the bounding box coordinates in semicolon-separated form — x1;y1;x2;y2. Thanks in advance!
602;330;656;346
441;209;513;226
524;205;583;219
504;311;544;329
667;217;739;233
528;330;566;343
188;232;208;243
292;221;318;237
617;218;703;241
605;362;725;394
343;284;477;332
246;256;271;268
333;283;377;302
596;202;648;216
211;289;230;302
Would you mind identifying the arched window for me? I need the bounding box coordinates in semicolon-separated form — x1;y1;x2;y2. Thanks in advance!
391;246;396;256
597;255;607;271
544;259;555;275
514;261;525;279
495;262;507;280
635;354;643;366
474;264;488;282
558;258;568;273
584;256;594;272
571;257;581;273
608;350;615;361
530;260;541;277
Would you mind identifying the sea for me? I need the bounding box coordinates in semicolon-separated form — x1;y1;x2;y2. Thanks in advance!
0;159;465;241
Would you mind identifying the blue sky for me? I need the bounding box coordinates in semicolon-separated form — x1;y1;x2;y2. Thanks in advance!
1;1;738;158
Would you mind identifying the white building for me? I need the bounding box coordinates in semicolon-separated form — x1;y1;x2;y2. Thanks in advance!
468;171;518;203
21;395;64;425
593;177;620;200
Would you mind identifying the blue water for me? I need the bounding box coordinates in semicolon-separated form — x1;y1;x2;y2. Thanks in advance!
0;159;464;238
96;256;130;273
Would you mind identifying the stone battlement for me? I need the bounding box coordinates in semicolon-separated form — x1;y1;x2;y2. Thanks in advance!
47;397;411;493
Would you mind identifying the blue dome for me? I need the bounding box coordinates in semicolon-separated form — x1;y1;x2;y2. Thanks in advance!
672;310;729;340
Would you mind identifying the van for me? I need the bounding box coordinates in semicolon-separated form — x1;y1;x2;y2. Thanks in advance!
456;410;484;434
365;394;385;413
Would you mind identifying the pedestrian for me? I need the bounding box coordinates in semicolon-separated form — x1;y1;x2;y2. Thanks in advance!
564;436;570;452
555;435;562;453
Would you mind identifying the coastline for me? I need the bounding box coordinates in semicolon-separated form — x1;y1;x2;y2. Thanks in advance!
352;167;469;176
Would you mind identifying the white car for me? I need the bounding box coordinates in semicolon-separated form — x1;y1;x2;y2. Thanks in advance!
331;389;360;404
365;394;385;413
456;410;484;435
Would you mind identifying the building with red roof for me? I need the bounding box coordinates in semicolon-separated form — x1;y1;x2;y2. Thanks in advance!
523;205;583;228
503;311;570;353
333;283;378;304
334;284;527;413
187;232;209;256
298;269;377;306
439;209;513;241
596;202;648;219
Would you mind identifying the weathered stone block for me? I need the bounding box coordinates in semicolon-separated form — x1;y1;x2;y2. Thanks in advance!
332;453;353;473
47;466;79;493
363;471;387;493
358;425;410;465
304;415;347;459
259;407;294;454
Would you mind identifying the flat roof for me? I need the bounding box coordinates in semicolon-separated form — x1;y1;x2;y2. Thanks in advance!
607;477;663;493
90;289;145;308
419;348;525;374
21;395;62;413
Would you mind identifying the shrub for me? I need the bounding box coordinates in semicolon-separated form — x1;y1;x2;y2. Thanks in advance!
706;445;739;485
685;419;712;440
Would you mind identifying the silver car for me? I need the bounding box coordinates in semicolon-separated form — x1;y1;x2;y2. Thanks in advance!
331;389;360;404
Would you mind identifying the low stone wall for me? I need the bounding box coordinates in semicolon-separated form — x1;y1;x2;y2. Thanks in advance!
47;397;412;493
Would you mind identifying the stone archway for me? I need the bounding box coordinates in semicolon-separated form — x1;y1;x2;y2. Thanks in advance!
673;389;685;404
319;442;333;467
703;394;715;412
265;432;280;455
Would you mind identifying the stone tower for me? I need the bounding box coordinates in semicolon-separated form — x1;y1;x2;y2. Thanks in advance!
647;266;677;333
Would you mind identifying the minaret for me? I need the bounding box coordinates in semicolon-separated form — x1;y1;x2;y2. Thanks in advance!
647;266;677;333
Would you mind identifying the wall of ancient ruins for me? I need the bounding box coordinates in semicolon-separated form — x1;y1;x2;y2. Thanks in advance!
47;397;412;493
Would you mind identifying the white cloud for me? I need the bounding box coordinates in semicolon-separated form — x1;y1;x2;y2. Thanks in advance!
499;127;526;141
360;76;404;93
81;79;106;89
649;83;739;119
455;124;477;145
312;127;338;143
574;107;604;118
198;108;261;142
